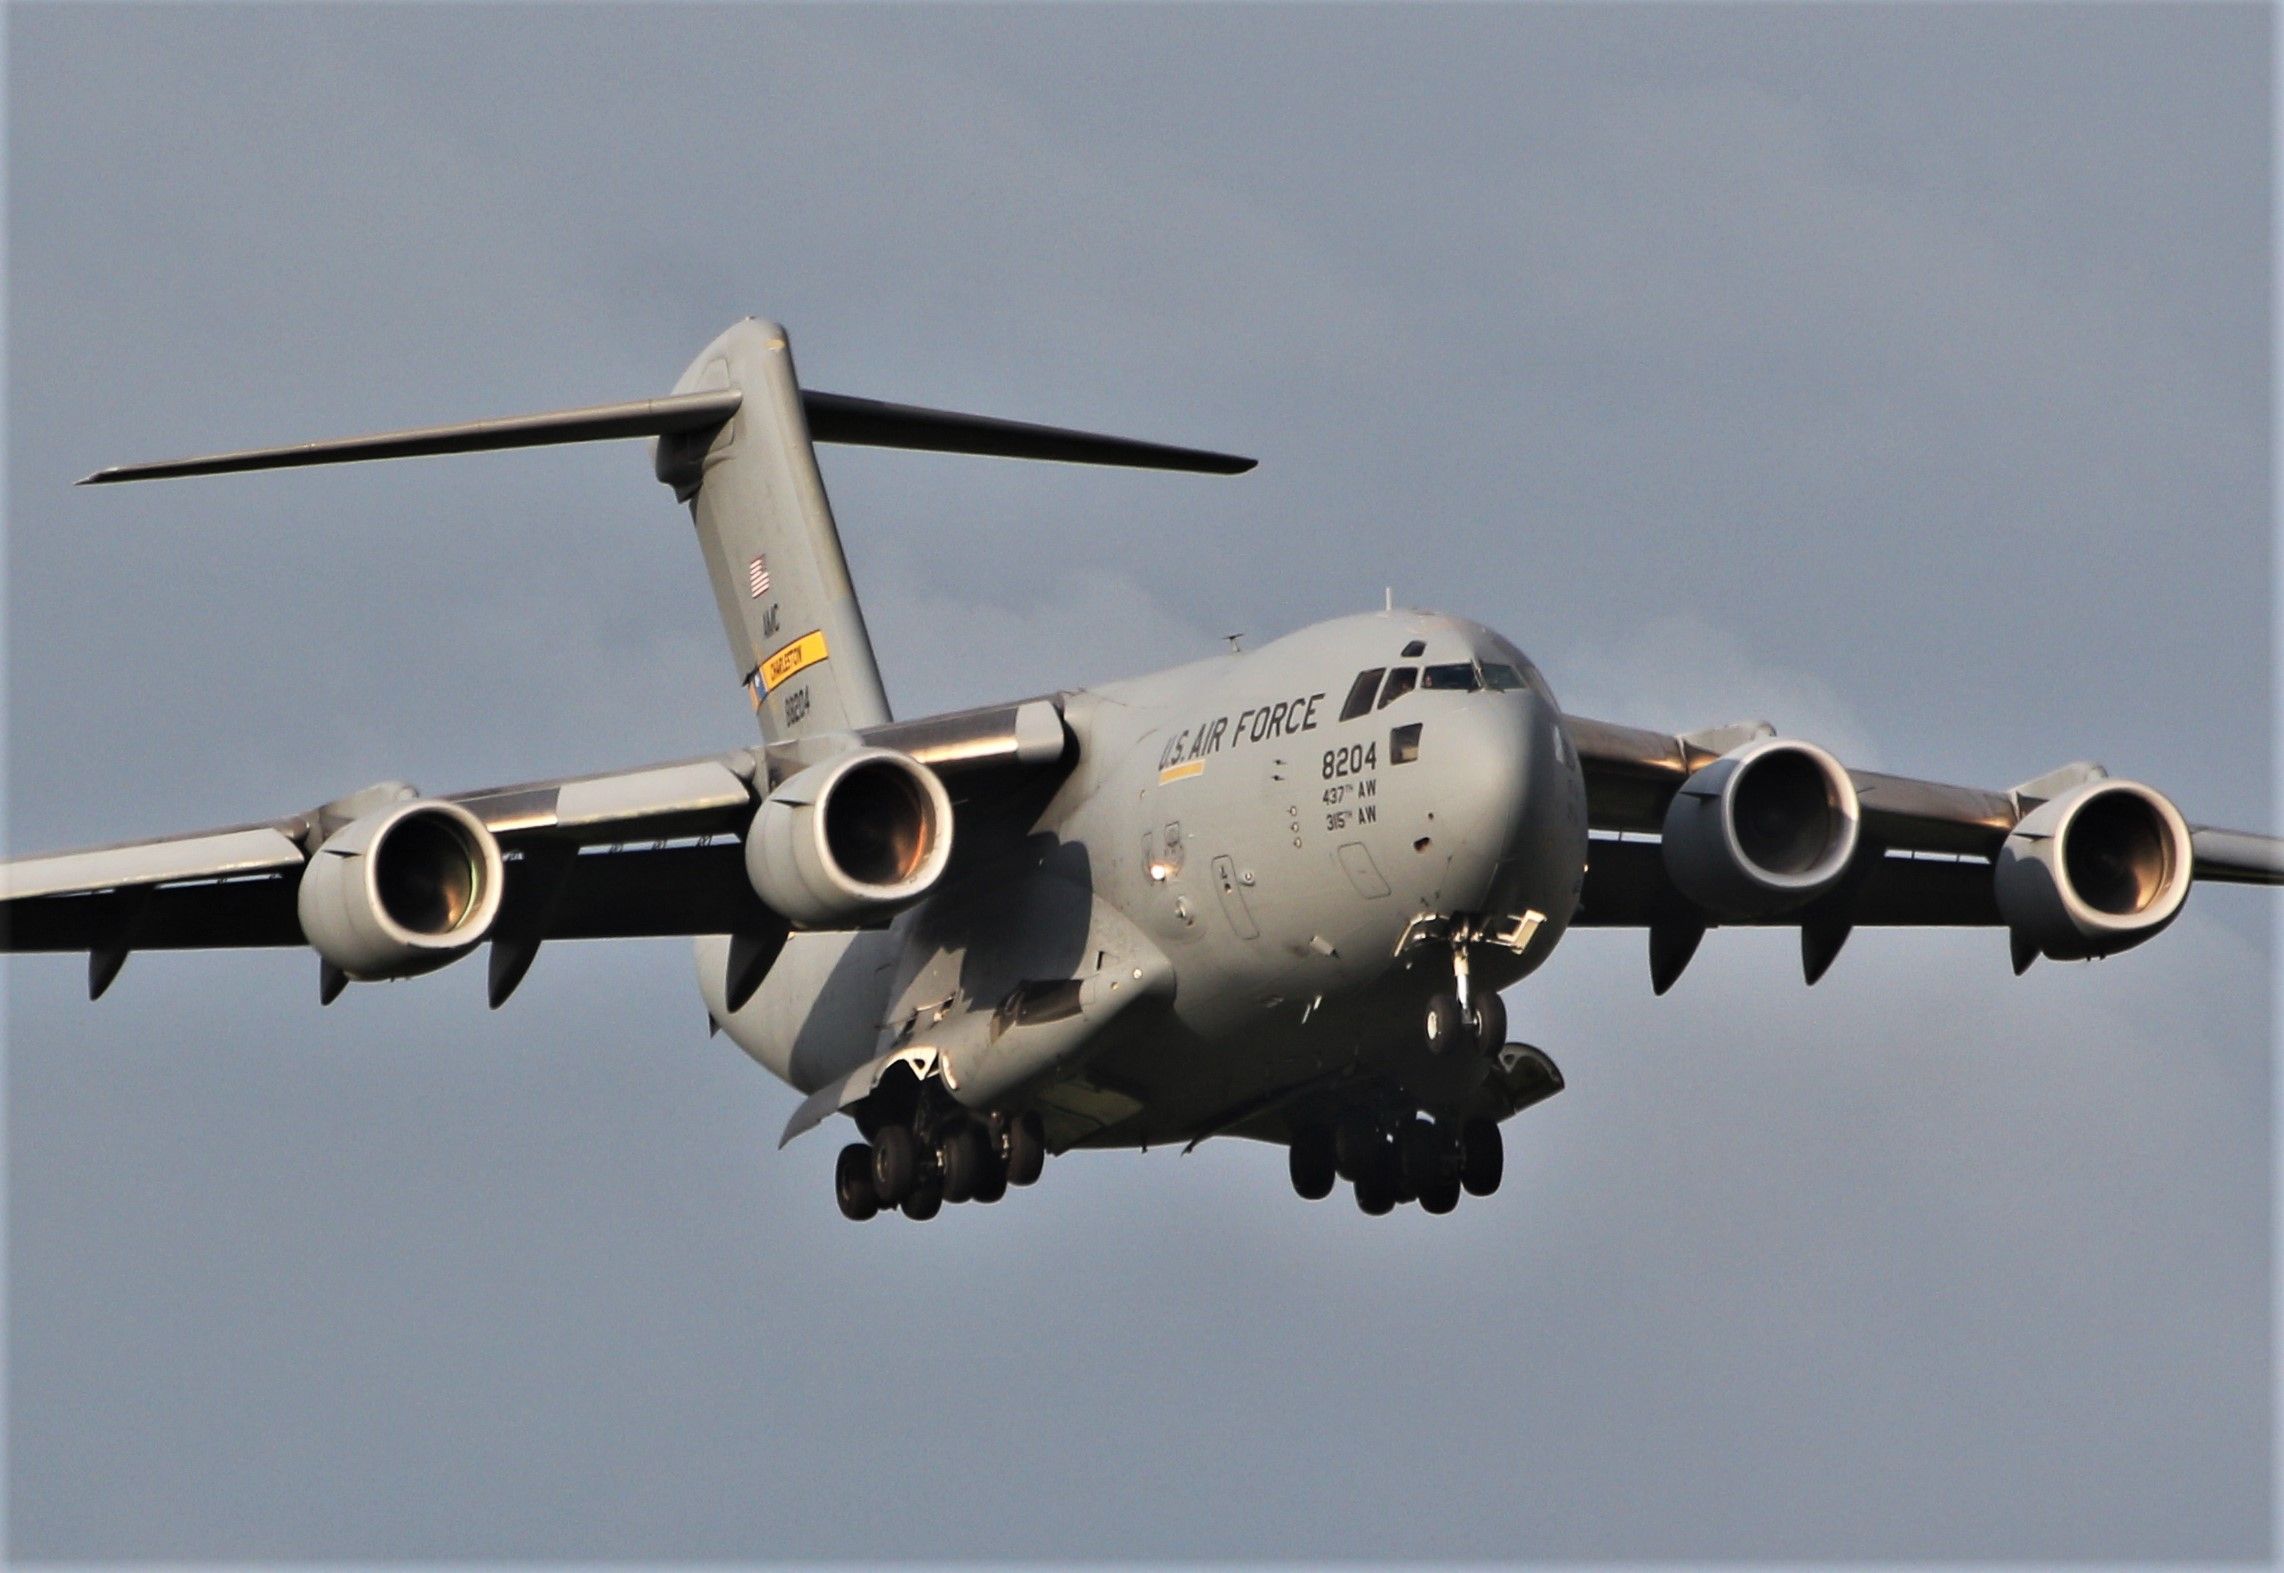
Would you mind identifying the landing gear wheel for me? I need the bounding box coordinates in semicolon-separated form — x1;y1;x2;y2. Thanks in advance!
1424;992;1467;1054
872;1125;918;1207
1354;1153;1398;1216
1471;989;1507;1055
1333;1116;1382;1181
901;1182;943;1221
1459;1117;1504;1197
970;1143;1009;1204
1004;1111;1047;1187
835;1143;880;1221
1289;1125;1337;1201
937;1124;988;1204
1398;1121;1443;1196
1419;1175;1462;1215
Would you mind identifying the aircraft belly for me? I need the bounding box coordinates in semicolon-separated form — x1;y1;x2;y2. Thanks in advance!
696;927;904;1094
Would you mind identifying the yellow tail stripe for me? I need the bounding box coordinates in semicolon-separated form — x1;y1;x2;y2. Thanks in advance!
760;630;830;693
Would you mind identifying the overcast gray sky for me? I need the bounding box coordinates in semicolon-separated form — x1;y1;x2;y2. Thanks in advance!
4;3;2273;1561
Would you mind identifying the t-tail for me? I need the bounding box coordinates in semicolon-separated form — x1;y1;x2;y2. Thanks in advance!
82;316;1254;744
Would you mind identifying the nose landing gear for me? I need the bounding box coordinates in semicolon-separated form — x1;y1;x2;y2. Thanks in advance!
1424;951;1506;1058
1403;915;1539;1057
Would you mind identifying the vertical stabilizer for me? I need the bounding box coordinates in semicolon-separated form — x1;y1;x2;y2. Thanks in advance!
655;319;893;740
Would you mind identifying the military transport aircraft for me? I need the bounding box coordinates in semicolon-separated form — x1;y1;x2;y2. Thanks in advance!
7;317;2279;1221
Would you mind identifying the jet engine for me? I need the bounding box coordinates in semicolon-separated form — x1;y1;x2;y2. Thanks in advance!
296;798;506;979
1661;738;1862;919
1995;779;2192;961
745;747;955;928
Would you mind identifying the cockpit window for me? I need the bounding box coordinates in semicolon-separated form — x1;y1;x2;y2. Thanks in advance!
1480;662;1527;691
1376;667;1417;709
1422;663;1480;691
1340;668;1385;722
1400;640;1426;658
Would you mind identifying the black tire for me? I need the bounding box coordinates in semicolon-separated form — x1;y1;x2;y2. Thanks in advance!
1354;1164;1398;1216
938;1124;987;1204
970;1142;1009;1204
872;1125;918;1206
1005;1111;1047;1187
1420;1175;1462;1215
1471;989;1507;1055
835;1143;880;1221
1398;1121;1443;1195
1459;1117;1504;1197
1289;1126;1337;1201
1333;1115;1381;1181
901;1182;943;1221
1424;992;1467;1055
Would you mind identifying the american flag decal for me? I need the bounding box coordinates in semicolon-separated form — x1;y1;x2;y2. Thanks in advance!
747;556;770;598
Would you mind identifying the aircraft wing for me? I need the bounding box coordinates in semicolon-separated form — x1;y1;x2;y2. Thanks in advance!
1563;712;2279;988
1;697;1073;1002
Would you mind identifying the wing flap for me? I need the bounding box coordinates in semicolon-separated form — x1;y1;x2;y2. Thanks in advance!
1574;837;2002;929
1;876;303;952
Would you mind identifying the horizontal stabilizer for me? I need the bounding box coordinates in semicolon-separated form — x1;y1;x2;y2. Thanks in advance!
801;391;1255;474
80;387;1253;486
80;389;746;485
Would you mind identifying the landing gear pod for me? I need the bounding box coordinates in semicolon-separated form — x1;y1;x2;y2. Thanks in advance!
745;747;955;928
296;799;505;979
1996;779;2192;962
1660;738;1862;919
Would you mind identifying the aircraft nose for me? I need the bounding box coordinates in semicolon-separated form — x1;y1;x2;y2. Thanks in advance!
1428;691;1583;924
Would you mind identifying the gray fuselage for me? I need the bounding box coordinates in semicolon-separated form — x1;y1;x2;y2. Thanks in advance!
699;608;1588;1148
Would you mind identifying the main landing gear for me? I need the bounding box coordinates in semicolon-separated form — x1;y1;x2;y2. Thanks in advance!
835;1108;1048;1221
1288;1112;1503;1216
1424;941;1505;1057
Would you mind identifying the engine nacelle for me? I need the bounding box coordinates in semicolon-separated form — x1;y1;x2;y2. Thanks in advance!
296;799;505;979
1661;738;1862;919
1995;779;2192;961
745;747;955;928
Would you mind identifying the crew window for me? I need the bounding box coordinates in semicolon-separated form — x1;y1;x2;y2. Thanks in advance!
1377;667;1417;709
1480;663;1527;691
1340;668;1385;722
1400;640;1426;658
1422;663;1480;691
1390;723;1423;764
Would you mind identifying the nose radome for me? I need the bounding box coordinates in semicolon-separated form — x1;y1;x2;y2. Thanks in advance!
1423;695;1540;902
